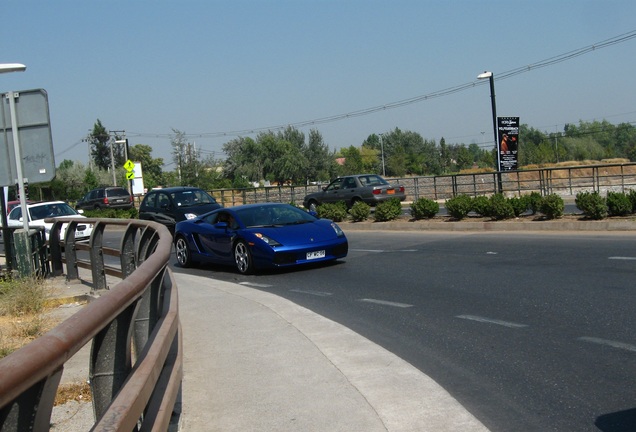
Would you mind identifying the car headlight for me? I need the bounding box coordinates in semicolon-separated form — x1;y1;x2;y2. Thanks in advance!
254;233;281;246
331;222;344;237
184;213;197;219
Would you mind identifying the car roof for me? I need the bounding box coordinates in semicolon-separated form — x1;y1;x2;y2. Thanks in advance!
22;201;66;208
224;203;291;211
148;186;204;193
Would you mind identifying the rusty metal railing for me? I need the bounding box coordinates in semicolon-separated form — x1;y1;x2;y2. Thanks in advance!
0;218;182;431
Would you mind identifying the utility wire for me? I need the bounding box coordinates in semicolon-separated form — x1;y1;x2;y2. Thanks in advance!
124;29;636;142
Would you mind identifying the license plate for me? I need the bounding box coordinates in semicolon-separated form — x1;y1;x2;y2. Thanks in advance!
76;231;85;237
307;250;325;260
387;189;395;194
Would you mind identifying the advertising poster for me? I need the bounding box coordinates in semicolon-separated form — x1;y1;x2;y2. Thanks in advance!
497;117;519;171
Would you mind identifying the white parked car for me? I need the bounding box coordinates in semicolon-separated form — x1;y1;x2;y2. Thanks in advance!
7;201;93;241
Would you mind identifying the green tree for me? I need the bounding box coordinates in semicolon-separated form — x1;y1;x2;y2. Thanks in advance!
223;136;264;184
51;160;97;201
128;144;165;189
89;119;112;170
455;145;473;171
339;146;363;174
171;129;203;186
305;129;336;182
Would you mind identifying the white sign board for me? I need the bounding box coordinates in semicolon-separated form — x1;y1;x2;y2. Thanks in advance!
130;161;145;195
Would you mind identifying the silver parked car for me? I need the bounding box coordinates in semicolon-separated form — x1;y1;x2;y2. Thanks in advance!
303;174;406;211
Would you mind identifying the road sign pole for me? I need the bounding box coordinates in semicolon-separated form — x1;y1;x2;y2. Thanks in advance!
7;91;33;272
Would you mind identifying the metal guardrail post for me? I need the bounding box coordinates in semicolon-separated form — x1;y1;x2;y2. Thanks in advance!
120;223;137;278
89;222;108;291
12;229;32;278
90;300;137;418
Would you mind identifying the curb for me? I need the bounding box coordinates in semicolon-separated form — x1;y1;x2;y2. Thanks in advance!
340;219;636;232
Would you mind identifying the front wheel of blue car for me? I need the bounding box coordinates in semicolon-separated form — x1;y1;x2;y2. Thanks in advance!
175;235;192;268
234;240;254;274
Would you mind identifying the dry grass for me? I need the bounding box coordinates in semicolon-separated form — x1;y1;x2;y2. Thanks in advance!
55;382;92;405
0;278;55;358
0;277;94;405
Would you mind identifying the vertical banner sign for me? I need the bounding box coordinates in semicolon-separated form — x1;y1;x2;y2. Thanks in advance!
497;117;519;171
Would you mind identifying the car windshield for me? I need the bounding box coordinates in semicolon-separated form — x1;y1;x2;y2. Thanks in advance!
171;190;217;207
29;203;78;221
236;205;316;228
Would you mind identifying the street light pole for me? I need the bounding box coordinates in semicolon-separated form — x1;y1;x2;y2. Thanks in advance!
0;63;26;73
477;71;502;192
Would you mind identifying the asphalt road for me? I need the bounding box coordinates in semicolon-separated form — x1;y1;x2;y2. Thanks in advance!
172;230;636;431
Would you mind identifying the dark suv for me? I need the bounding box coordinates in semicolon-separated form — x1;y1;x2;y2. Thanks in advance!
138;186;221;231
76;187;134;211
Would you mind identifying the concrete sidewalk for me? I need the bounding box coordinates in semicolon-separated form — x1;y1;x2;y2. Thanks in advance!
47;271;489;431
177;273;488;431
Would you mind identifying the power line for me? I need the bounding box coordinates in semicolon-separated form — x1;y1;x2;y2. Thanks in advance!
125;29;636;141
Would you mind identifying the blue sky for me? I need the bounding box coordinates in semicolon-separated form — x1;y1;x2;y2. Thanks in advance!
2;0;635;169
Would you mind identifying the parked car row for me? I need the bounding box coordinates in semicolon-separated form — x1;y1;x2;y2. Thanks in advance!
3;174;404;273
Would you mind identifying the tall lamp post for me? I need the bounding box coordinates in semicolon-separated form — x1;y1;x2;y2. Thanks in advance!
0;63;26;73
477;71;502;192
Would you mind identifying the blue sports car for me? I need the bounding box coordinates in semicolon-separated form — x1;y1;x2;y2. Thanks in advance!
173;203;348;274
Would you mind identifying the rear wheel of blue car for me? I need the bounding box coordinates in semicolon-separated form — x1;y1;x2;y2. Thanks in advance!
175;235;192;268
234;240;253;274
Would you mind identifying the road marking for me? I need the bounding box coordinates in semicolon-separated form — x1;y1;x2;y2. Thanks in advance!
456;315;528;328
350;249;418;253
359;298;413;308
290;289;333;297
239;282;273;288
578;337;636;353
608;256;636;260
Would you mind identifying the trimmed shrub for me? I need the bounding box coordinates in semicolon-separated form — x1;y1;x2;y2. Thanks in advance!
471;196;491;217
317;201;348;222
82;207;138;219
606;191;632;216
527;192;543;215
509;196;529;217
575;191;607;220
349;201;371;222
374;198;403;222
489;194;515;220
410;198;439;220
628;189;636;213
445;195;472;220
539;194;565;219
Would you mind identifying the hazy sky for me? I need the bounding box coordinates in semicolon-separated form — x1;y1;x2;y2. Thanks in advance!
2;0;635;169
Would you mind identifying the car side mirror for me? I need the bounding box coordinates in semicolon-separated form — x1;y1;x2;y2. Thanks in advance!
77;209;84;215
214;221;229;229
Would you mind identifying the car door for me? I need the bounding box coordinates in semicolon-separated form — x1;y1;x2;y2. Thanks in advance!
197;212;235;260
339;176;359;204
321;178;345;204
141;192;178;229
